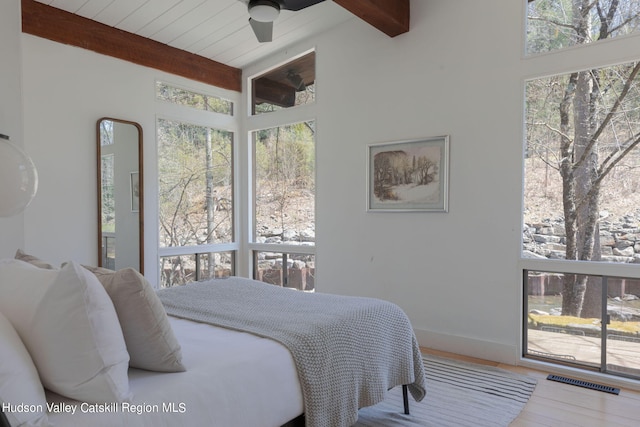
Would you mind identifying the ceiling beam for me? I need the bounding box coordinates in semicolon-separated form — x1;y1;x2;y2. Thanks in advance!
253;78;296;109
21;0;241;92
333;0;410;38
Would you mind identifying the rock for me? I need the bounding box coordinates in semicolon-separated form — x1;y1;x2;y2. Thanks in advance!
282;229;297;241
615;239;634;249
533;234;561;244
299;229;315;242
523;250;546;259
613;246;635;257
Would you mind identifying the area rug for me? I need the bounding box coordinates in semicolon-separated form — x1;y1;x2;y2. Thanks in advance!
354;354;537;427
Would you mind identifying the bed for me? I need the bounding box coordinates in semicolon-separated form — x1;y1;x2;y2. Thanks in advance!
0;254;426;427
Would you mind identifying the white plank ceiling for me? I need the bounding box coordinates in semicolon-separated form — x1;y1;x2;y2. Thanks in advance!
33;0;355;69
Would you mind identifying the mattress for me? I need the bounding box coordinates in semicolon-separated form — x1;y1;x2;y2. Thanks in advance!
45;316;304;427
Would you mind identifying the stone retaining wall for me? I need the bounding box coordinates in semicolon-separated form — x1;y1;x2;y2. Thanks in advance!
523;213;640;263
524;214;640;297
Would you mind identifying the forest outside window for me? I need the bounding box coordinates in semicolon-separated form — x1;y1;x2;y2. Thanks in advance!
249;50;317;288
252;121;316;247
157;117;234;287
522;0;640;380
526;0;640;55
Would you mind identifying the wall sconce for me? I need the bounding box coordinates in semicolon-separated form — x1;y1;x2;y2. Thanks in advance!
0;133;38;217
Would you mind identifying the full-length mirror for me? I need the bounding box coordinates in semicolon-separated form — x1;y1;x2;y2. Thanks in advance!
97;118;143;273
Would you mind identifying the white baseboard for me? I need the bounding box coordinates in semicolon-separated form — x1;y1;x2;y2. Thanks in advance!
414;328;519;365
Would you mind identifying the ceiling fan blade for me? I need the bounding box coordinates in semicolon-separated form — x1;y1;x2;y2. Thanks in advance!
249;18;273;43
281;0;325;12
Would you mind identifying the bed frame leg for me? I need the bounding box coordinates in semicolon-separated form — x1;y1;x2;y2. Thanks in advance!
402;384;410;415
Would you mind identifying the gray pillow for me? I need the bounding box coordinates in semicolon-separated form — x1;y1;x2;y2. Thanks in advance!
83;265;185;373
14;249;56;270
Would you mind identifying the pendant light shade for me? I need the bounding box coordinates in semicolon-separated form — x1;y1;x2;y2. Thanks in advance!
0;136;38;217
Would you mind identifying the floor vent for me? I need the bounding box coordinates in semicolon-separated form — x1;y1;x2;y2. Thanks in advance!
546;374;620;395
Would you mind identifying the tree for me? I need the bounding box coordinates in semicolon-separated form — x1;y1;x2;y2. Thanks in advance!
254;121;315;240
526;0;640;317
157;118;233;286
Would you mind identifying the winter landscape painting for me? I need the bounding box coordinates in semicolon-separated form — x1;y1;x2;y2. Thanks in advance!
367;136;449;212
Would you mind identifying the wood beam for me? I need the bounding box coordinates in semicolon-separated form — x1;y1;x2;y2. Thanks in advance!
333;0;410;38
21;0;241;92
253;78;296;110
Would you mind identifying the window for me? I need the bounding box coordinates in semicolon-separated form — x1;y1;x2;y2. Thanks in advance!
526;0;640;55
251;121;316;290
156;83;236;287
160;252;235;286
524;270;640;377
251;51;315;115
523;63;640;263
253;121;315;245
156;82;233;115
248;51;317;289
100;153;115;269
524;61;640;265
522;1;640;381
254;251;315;291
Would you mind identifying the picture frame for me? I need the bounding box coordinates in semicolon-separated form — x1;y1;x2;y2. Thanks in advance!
367;136;449;212
130;171;140;212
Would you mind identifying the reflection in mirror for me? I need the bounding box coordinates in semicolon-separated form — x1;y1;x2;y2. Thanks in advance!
97;118;143;273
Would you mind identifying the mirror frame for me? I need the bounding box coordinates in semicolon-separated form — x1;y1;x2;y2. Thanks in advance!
96;117;144;274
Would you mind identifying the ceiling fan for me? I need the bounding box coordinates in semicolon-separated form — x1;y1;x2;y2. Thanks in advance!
242;0;326;43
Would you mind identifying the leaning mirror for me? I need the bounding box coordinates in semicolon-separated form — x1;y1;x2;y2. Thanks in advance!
97;118;144;273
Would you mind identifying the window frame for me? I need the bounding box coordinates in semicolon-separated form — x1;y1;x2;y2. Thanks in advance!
519;1;640;382
155;80;241;287
244;49;318;282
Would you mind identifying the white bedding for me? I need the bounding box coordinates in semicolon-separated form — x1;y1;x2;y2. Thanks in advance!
45;316;304;427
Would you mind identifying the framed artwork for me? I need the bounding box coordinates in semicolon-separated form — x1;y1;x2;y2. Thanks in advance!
367;136;449;212
130;171;140;212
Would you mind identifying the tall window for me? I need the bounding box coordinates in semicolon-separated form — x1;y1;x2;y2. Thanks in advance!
249;51;317;290
156;83;236;287
522;1;640;380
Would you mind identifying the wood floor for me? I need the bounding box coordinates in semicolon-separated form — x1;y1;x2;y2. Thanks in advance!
421;348;640;427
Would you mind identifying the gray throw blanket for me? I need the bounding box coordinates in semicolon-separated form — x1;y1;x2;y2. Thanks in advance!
157;277;426;427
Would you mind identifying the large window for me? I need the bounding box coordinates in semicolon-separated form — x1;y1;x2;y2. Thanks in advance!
524;61;640;265
522;1;640;380
252;122;316;290
253;121;315;244
155;51;317;289
157;83;236;287
249;51;317;290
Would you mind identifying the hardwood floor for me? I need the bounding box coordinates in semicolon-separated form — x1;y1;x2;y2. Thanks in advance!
421;348;640;426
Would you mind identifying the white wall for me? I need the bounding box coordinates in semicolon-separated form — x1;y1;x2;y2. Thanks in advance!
20;33;238;286
244;0;640;363
21;35;154;276
19;0;640;363
313;0;526;362
0;0;26;258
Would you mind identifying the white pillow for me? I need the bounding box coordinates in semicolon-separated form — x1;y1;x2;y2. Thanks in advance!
0;310;51;427
0;259;131;403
